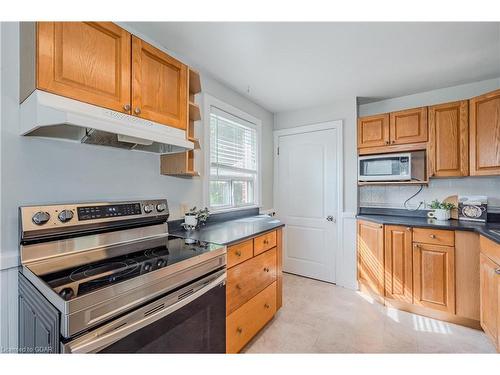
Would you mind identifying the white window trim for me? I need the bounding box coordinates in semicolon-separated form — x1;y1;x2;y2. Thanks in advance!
202;93;262;213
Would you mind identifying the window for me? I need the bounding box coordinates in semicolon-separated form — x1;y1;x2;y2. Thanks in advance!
208;105;259;211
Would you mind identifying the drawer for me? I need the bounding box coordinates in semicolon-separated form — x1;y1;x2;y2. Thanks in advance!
227;247;277;315
254;230;277;256
413;228;454;246
227;239;253;268
480;235;500;265
226;281;277;353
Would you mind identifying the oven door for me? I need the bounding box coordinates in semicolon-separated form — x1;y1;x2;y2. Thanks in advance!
62;270;226;353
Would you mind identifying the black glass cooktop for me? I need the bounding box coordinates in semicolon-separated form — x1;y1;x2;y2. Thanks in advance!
41;236;224;301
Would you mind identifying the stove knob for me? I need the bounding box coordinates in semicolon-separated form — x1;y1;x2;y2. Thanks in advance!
143;263;152;272
58;209;74;223
156;203;167;212
144;204;154;214
32;211;50;226
157;259;166;267
59;288;74;301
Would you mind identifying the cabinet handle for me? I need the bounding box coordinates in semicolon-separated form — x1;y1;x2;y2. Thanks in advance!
263;267;270;273
264;303;270;309
236;284;241;290
414;244;421;249
235;250;242;257
236;327;243;334
385;141;389;145
263;239;269;244
134;107;141;115
391;140;395;144
406;227;412;231
495;268;500;275
429;234;436;239
123;104;131;112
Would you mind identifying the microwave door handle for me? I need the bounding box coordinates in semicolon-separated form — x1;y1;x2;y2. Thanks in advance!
62;273;226;353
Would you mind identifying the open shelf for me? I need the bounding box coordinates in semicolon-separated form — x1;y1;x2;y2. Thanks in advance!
189;69;201;95
160;150;199;177
358;180;429;186
189;102;201;121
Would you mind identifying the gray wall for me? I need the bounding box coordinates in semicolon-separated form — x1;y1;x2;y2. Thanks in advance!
0;22;274;350
358;78;500;211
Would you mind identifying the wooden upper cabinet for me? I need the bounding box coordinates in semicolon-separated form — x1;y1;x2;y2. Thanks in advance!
479;253;499;349
469;89;500;176
357;220;384;298
357;114;390;149
413;243;455;314
37;22;132;113
389;107;428;145
428;100;469;177
132;36;188;130
384;225;413;304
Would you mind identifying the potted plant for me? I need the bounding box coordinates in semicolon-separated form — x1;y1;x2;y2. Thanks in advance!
184;207;210;229
427;199;456;221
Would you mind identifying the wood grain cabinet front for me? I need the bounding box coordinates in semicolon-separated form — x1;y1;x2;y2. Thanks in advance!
384;225;413;304
469;89;500;176
131;36;188;130
357;220;384;300
357;114;390;149
227;239;254;268
412;228;454;247
413;242;455;314
226;247;277;315
226;282;277;354
36;22;132;113
428;100;469;177
389;107;428;145
254;231;277;256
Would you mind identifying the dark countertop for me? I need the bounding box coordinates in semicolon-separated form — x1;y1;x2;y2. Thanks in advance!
357;214;500;245
170;215;284;245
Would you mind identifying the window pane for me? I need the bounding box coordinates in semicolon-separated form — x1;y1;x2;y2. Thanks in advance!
209;180;231;207
233;180;254;206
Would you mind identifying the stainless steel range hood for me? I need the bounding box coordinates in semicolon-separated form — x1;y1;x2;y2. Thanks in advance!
20;90;194;154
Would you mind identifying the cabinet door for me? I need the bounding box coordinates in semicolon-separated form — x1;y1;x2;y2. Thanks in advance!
357;220;384;298
480;253;499;347
357;114;390;149
469;89;500;176
389;107;428;145
37;22;132;113
413;243;455;314
384;225;413;303
132;36;188;130
428;100;469;177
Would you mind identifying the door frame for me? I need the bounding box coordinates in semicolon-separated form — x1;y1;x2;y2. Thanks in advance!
273;120;344;283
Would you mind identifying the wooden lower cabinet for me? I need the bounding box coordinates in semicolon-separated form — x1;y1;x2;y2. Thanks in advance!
384;225;413;303
479;236;500;351
226;282;277;354
357;220;384;300
413;242;455;314
226;228;282;353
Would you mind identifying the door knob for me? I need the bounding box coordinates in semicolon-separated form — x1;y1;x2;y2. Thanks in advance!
134;107;141;115
326;216;336;222
495;268;500;275
123;104;131;112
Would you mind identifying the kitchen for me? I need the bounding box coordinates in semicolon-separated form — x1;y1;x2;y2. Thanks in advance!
1;2;500;371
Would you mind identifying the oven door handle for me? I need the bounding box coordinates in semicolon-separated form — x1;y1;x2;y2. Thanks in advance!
62;272;226;353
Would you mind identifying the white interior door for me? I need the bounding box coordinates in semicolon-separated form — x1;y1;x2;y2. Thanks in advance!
276;124;340;283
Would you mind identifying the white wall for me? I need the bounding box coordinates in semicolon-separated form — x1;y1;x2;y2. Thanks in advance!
0;22;274;351
274;97;358;290
358;78;500;211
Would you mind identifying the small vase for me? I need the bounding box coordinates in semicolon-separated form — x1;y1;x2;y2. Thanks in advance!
427;209;451;221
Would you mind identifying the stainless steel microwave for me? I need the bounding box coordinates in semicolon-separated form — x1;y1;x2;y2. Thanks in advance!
358;153;412;181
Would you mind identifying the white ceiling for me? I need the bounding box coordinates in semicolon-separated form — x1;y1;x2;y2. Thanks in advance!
126;22;500;113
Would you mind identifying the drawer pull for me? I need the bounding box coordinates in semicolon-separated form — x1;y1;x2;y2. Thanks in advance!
236;284;242;290
414;244;421;249
263;239;269;244
429;234;436;239
236;327;243;334
496;268;500;275
264;303;270;309
263;267;270;273
235;250;242;257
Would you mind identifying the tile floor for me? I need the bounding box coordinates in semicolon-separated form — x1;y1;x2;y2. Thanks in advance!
243;273;497;353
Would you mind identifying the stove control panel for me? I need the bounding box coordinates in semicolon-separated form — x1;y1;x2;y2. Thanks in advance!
20;199;169;239
77;203;142;221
